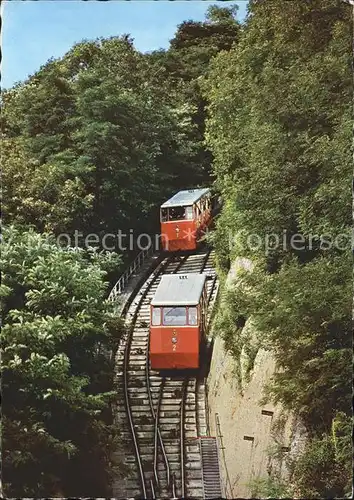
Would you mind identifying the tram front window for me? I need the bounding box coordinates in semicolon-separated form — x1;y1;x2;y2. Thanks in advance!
163;307;187;326
161;208;168;222
152;307;161;326
185;206;193;220
188;307;198;325
169;206;185;221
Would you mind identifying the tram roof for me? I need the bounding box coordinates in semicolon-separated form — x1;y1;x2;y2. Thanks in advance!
151;273;207;306
161;188;210;209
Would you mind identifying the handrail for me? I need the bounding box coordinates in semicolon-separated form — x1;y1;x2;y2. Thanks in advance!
109;245;154;300
215;412;234;499
204;382;211;436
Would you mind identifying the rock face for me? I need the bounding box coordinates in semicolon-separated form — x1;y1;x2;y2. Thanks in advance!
206;258;306;498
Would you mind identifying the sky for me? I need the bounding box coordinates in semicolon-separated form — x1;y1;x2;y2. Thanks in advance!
1;0;248;89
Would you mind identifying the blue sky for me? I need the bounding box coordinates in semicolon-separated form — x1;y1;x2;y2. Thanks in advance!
2;0;248;89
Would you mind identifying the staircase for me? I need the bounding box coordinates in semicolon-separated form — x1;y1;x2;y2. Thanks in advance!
200;437;222;499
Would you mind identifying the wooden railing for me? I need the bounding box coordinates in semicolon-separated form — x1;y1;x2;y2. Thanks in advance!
109;245;154;301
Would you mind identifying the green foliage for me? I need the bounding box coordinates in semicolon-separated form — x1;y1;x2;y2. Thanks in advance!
330;412;353;497
206;4;239;25
1;11;243;496
1;37;205;237
149;5;240;181
204;0;352;497
204;0;351;266
224;254;352;430
249;476;290;499
1;226;124;497
291;424;352;498
2;11;241;241
170;5;239;53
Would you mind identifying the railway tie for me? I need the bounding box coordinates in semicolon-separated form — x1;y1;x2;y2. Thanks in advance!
113;249;220;499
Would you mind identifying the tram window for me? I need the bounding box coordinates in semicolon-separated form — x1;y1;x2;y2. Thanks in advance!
188;307;198;325
163;307;187;326
185;206;193;220
169;206;185;221
161;208;168;222
152;307;161;326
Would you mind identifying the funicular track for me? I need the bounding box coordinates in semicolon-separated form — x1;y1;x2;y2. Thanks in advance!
115;249;218;499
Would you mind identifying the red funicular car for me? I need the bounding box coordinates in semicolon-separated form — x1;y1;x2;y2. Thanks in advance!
160;188;212;252
150;273;207;370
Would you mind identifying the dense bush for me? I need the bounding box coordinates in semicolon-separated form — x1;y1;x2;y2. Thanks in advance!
1;226;124;496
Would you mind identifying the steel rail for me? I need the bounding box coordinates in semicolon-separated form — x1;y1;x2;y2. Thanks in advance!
146;255;189;498
122;256;172;498
144;251;208;498
195;375;201;439
207;274;218;308
178;249;212;498
171;472;177;499
180;378;189;499
123;253;188;498
193;249;213;441
150;478;156;499
146;338;170;491
121;249;217;499
123;325;147;497
154;378;165;486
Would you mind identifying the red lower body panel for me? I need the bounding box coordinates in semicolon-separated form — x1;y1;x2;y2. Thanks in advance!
162;238;197;252
161;221;197;252
150;326;200;369
160;216;212;252
150;351;198;369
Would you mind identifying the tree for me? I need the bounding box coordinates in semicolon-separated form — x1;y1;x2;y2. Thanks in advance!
147;5;241;181
291;427;351;498
1;36;204;240
1;226;124;497
204;0;352;496
206;4;239;24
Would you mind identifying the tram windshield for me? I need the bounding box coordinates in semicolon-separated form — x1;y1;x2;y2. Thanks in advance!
169;207;186;221
161;208;168;222
188;307;198;325
152;307;161;326
185;206;193;219
163;307;187;326
161;206;194;222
